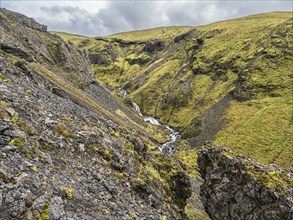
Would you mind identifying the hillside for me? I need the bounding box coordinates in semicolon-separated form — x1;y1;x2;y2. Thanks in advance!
57;12;293;167
1;8;293;220
0;8;208;219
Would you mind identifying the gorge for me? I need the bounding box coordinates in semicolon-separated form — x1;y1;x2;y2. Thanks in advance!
0;8;292;220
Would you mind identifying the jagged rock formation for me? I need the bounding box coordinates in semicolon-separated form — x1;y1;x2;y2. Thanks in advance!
197;146;293;220
0;8;200;219
0;8;148;130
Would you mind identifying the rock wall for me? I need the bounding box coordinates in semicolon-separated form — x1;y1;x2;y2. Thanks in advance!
197;145;293;220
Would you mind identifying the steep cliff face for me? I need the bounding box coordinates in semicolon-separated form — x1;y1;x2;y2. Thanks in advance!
0;8;200;219
197;146;293;220
57;13;293;167
0;8;154;132
0;9;93;86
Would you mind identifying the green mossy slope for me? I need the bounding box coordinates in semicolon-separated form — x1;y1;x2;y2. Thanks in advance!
56;12;293;167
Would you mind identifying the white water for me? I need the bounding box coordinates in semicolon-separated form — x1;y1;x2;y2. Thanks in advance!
132;102;143;117
118;87;127;97
118;87;180;155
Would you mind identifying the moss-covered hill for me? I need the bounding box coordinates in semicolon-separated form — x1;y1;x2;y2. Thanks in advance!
56;12;293;167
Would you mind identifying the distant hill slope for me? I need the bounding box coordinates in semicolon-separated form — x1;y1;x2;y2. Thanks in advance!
56;12;293;167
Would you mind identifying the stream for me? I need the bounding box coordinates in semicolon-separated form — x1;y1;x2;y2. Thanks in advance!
118;88;181;155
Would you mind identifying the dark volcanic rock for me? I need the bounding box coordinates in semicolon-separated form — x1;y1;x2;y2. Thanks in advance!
143;40;165;53
197;145;293;220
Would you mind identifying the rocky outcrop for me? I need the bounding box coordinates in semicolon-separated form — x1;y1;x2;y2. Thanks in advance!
0;8;196;220
197;146;293;220
0;8;147;129
0;9;93;85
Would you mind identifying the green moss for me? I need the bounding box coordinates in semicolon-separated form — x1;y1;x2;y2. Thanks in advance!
52;31;91;47
11;112;19;123
185;203;210;220
214;97;293;167
0;171;14;184
107;26;195;41
31;202;50;220
40;202;50;220
26;89;32;94
63;187;73;199
54;124;75;138
131;177;146;186
90;144;112;161
111;128;120;138
175;146;199;177
247;166;291;189
31;165;37;172
115;171;129;179
24;212;29;220
16;119;38;136
9;137;25;147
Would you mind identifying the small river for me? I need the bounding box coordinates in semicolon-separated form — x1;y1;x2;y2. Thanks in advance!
118;88;181;155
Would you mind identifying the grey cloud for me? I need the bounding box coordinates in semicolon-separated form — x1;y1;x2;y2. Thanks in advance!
97;2;164;33
2;1;292;36
37;6;104;36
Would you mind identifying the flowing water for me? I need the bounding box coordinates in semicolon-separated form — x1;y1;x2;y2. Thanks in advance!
118;88;180;155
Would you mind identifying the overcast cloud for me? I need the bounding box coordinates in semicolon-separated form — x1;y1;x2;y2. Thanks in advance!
1;1;292;36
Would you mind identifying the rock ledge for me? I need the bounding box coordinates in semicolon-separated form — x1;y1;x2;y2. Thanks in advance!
197;145;293;220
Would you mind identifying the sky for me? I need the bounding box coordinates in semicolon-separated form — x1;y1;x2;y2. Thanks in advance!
1;1;292;36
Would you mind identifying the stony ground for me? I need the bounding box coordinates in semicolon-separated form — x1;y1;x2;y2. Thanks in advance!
0;8;205;220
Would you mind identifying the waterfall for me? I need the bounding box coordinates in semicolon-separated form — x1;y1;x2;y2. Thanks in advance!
117;88;180;155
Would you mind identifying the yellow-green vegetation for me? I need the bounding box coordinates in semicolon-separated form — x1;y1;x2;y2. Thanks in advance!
214;97;293;166
51;31;89;44
31;202;50;220
0;171;14;184
134;149;192;216
16;119;38;136
56;12;293;167
54;123;75;138
247;166;292;190
9;137;25;147
0;72;4;81
145;123;170;144
89;143;112;161
107;26;194;41
40;203;50;220
175;146;199;177
63;187;73;199
110;128;120;138
185;203;210;220
174;145;211;219
51;31;106;52
31;165;38;172
131;177;146;186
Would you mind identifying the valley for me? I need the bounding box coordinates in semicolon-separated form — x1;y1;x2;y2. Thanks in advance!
0;8;292;220
55;12;293;167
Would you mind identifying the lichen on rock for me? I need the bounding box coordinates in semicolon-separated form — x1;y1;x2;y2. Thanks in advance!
197;145;293;220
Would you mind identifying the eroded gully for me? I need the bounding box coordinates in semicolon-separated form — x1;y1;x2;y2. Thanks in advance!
119;88;181;155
